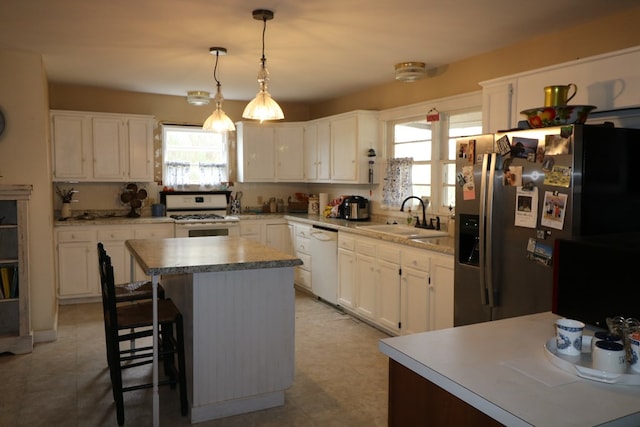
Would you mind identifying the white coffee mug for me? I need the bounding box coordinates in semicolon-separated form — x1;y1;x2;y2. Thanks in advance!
592;341;626;374
555;318;585;356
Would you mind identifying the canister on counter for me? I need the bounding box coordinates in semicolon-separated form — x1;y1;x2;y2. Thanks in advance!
308;195;319;215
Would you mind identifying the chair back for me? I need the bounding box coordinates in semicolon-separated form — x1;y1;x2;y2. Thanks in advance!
97;243;120;358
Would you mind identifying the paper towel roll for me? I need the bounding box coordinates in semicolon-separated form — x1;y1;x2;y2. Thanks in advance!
319;193;329;213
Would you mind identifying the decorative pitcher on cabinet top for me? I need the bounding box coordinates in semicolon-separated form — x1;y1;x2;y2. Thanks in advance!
544;84;577;106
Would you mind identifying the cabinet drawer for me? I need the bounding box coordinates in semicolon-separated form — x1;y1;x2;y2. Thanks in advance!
98;229;133;241
296;251;311;271
134;226;173;239
296;226;312;239
295;235;310;254
378;244;401;264
402;249;430;271
57;229;96;242
338;234;355;251
356;239;376;257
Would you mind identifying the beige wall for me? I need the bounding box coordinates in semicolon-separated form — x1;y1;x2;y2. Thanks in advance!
310;5;640;118
0;49;57;339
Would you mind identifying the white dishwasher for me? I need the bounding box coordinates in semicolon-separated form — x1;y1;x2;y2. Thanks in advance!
310;225;338;305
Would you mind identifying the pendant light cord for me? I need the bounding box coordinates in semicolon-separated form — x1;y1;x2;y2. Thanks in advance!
213;51;220;86
261;16;267;63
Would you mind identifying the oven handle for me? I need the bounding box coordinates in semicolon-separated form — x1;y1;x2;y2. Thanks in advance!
175;222;239;228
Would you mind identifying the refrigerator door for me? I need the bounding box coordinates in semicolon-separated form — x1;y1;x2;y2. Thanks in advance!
454;134;494;326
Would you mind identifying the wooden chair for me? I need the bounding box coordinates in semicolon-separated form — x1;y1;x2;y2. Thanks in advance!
97;242;165;302
98;249;188;425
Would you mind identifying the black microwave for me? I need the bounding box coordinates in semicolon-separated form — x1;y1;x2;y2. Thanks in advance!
553;233;640;329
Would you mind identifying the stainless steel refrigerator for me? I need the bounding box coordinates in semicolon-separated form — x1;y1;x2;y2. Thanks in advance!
454;124;640;326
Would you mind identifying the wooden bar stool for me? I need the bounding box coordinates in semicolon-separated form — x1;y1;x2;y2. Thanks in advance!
98;250;188;425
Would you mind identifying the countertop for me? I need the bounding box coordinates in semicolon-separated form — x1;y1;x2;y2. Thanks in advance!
55;212;454;256
379;312;640;427
125;235;302;276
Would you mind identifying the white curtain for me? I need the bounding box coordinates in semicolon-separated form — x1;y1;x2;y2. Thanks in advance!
164;162;190;186
382;157;414;207
198;162;226;187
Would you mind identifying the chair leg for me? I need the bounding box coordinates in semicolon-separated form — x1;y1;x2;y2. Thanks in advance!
176;313;189;416
113;363;126;425
160;322;178;386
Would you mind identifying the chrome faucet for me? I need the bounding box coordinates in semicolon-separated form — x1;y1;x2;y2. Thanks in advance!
400;196;428;229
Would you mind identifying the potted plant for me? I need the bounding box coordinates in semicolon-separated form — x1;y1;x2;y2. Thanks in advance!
56;187;78;219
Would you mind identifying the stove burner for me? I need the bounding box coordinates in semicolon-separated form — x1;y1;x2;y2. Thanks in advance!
170;213;225;220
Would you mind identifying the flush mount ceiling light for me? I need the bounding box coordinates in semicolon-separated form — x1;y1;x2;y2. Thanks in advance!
203;47;236;133
395;62;427;82
187;90;210;106
242;9;284;123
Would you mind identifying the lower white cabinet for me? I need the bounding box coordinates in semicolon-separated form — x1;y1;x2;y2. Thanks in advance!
290;221;312;291
337;231;453;336
55;223;173;300
240;219;293;255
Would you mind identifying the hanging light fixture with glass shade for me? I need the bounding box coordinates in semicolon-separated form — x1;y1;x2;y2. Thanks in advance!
203;47;236;133
242;9;284;122
395;62;427;82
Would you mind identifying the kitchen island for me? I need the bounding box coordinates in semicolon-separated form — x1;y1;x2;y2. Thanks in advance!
379;312;640;426
125;236;302;424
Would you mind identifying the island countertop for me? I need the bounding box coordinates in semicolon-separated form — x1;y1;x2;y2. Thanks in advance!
379;312;640;427
125;235;302;276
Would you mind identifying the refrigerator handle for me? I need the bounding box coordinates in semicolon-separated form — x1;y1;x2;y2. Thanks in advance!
479;153;489;305
485;153;497;308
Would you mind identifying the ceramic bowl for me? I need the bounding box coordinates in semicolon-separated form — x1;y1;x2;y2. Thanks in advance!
520;105;596;128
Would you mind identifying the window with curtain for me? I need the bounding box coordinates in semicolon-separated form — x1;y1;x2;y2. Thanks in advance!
162;125;229;188
390;109;482;212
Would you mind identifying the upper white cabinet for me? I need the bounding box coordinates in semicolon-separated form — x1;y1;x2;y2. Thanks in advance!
303;119;331;182
275;124;305;182
330;111;379;184
480;46;640;132
237;110;378;184
51;110;155;182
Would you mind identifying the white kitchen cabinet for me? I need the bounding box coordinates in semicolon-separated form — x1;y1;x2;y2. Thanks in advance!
51;110;155;182
330;111;378;184
51;112;92;180
275;124;304;182
239;220;264;243
266;222;294;255
56;222;173;301
291;221;312;292
337;233;356;309
56;228;99;298
376;243;402;334
236;122;276;182
303;119;331;182
481;81;515;133
355;238;377;322
429;254;455;331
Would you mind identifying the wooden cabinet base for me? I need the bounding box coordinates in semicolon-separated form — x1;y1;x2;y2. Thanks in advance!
388;359;503;427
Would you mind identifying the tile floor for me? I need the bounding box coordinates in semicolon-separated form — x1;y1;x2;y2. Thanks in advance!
0;291;390;426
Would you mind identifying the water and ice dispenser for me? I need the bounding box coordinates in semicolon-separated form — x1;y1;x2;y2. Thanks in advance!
458;214;480;266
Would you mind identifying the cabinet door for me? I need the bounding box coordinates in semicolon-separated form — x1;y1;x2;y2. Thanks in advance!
356;253;376;321
331;115;358;182
92;116;125;180
58;242;97;297
275;125;304;181
377;259;401;334
401;266;430;335
127;117;154;182
98;231;132;285
240;220;264;243
337;248;356;309
51;113;91;180
303;122;318;181
316;120;331;181
430;255;455;330
238;124;275;182
266;223;293;254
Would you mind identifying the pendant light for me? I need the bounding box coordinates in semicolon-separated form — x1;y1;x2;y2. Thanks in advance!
242;9;284;122
203;47;236;133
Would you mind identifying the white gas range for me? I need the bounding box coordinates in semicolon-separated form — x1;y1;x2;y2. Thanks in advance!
160;191;240;238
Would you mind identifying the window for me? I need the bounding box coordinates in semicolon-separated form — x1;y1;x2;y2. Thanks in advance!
390;108;482;213
162;125;229;188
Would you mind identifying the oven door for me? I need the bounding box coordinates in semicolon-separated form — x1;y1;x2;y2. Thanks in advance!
174;222;240;238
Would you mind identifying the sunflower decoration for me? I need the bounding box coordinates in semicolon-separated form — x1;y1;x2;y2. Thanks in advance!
120;183;148;218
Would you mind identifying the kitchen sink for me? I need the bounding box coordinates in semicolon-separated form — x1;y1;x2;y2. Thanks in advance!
356;224;448;238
